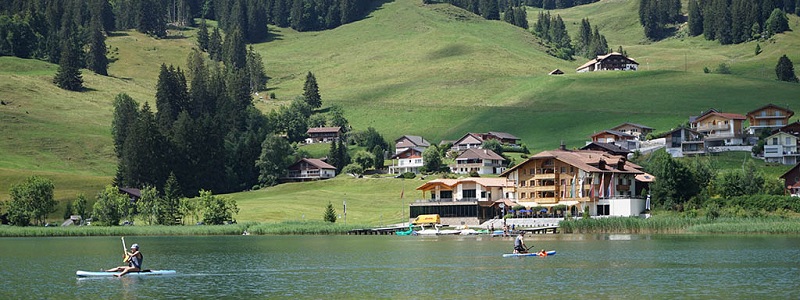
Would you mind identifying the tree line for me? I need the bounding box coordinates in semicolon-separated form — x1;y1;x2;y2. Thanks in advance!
532;12;611;60
687;0;795;45
638;0;798;43
432;0;598;19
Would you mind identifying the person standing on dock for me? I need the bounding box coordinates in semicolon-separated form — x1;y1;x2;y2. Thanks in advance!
513;232;528;254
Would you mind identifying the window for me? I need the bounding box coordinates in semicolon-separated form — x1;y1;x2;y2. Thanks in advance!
481;191;487;198
520;181;526;187
463;189;476;199
787;137;793;145
520;192;526;199
597;204;610;216
773;138;779;145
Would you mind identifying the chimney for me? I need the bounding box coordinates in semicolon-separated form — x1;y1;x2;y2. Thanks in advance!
559;140;566;151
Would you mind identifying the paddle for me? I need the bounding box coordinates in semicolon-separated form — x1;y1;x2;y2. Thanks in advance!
121;237;130;263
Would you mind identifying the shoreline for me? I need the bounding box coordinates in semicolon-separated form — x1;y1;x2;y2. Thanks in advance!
3;216;800;237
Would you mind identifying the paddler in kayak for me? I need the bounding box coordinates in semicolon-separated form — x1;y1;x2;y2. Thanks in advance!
105;243;143;277
513;232;528;254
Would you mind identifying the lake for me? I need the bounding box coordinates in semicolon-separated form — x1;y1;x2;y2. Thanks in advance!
1;234;799;299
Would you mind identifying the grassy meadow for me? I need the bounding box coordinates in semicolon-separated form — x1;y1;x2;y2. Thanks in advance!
1;0;799;225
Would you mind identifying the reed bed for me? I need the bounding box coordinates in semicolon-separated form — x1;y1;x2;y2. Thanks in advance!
0;224;251;237
560;216;800;234
688;219;800;234
559;216;710;234
247;221;367;235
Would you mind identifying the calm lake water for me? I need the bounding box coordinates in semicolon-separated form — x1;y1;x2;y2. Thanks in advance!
1;234;799;299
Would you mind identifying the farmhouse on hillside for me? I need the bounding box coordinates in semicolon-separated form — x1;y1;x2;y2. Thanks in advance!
745;103;794;134
394;135;430;154
282;158;336;182
450;148;506;175
305;127;342;144
576;52;639;73
690;110;747;148
389;147;424;174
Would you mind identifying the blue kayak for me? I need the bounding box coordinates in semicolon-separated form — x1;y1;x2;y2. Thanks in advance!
502;250;556;257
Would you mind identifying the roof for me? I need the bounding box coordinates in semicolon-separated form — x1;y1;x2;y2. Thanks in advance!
395;135;430;147
746;103;794;118
485;131;520;141
456;148;505;160
291;158;336;170
576;52;639;71
391;147;424;159
635;173;656;183
416;177;515;191
611;122;654;131
453;132;484;145
118;187;141;198
590;130;636;139
779;163;800;179
306;127;341;134
693;112;746;123
549;69;564;75
501;149;644;177
580;142;631;154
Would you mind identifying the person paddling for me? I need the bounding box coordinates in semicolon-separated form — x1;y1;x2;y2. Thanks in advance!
513;232;528;254
105;243;143;277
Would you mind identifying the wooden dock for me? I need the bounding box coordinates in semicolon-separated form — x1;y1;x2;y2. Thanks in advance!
347;226;406;235
519;226;559;234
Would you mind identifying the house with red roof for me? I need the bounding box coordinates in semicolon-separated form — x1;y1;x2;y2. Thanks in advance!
690;110;747;147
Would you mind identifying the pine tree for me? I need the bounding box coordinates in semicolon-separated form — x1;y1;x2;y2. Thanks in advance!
775;54;798;83
323;201;337;222
303;71;322;108
208;27;223;61
222;28;247;70
688;0;703;36
111;93;140;159
87;19;108;76
197;18;209;51
53;39;83;91
155;64;190;131
480;0;500;20
246;46;267;94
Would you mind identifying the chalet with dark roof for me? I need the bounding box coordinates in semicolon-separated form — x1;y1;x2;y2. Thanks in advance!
394;135;430;155
580;142;631;157
305;127;342;144
451;133;485;152
576;52;639;73
481;131;521;146
283;158;336;182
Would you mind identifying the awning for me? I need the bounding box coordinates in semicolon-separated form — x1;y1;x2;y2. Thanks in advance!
531;201;580;207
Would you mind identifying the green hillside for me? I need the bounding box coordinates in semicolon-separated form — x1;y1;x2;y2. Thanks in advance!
1;0;799;224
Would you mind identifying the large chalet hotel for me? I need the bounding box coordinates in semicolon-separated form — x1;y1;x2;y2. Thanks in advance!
412;144;652;225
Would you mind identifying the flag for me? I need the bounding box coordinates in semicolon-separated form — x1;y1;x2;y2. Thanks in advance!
599;173;605;198
608;173;614;198
571;174;576;198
